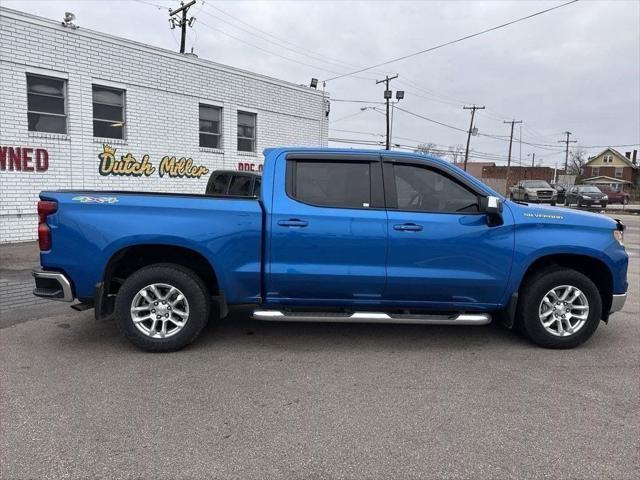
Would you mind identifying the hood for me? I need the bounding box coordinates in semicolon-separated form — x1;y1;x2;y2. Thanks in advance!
506;201;616;230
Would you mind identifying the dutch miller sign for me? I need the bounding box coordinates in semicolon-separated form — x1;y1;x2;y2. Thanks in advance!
98;144;209;179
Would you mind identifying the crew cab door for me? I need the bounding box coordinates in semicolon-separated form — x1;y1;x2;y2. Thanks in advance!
266;154;387;303
383;159;514;309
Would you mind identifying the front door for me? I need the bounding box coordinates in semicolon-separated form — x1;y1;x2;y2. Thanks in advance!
267;156;387;304
383;160;514;309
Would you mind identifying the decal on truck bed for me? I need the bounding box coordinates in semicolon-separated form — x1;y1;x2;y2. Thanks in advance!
72;196;119;204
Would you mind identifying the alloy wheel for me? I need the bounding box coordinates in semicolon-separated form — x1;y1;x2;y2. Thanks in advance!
538;285;589;337
130;283;190;339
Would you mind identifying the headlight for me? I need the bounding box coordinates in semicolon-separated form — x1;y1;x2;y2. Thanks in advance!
613;229;624;247
602;195;608;200
582;195;590;200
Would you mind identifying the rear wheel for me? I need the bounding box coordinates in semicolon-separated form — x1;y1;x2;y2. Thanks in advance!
516;267;602;348
114;263;211;352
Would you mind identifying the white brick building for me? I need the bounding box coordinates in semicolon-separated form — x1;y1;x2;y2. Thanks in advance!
0;7;329;243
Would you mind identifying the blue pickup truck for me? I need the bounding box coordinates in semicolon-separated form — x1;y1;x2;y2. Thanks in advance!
33;148;628;351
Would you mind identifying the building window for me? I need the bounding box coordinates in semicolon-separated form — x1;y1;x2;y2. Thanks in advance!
199;104;222;148
237;111;256;152
603;154;613;163
592;167;599;177
615;167;624;178
26;74;67;134
92;85;125;139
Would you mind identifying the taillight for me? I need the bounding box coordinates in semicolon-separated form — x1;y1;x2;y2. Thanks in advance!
37;200;57;251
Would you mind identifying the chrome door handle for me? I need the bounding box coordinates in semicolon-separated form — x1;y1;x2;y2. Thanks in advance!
393;223;423;232
278;219;309;227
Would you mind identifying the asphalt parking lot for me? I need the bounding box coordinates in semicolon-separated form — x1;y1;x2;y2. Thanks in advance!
1;215;638;480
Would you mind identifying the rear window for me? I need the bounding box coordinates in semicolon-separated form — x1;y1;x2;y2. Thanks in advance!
289;161;371;209
229;175;253;196
207;173;231;195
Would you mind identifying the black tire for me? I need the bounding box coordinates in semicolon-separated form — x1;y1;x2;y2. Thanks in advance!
601;202;608;208
524;194;529;202
516;267;602;349
114;263;211;352
550;200;556;206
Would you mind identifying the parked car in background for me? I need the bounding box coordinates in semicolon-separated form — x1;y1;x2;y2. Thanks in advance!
564;185;608;208
598;186;630;205
509;180;557;204
550;183;567;204
205;170;261;197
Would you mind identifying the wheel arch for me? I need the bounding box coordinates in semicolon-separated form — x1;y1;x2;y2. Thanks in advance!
97;243;221;319
517;253;613;320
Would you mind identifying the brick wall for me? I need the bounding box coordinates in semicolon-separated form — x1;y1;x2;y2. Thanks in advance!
0;7;328;243
584;166;637;184
481;166;555;184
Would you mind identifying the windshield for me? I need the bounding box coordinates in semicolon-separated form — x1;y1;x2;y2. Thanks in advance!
577;186;602;193
523;181;551;188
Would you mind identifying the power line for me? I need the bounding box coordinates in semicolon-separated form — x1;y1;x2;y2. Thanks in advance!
196;18;347;75
393;106;468;133
323;0;580;82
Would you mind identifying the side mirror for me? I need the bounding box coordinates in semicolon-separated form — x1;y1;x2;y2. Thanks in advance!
480;195;503;226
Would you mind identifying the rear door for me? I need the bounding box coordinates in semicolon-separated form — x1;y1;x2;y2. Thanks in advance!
383;159;514;309
267;154;387;303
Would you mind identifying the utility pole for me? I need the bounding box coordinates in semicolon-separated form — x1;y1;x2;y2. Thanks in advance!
376;75;399;150
169;0;196;54
558;131;577;178
504;120;522;195
530;152;535;167
462;105;484;171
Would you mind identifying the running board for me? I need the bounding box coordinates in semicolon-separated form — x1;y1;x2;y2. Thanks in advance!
252;310;491;325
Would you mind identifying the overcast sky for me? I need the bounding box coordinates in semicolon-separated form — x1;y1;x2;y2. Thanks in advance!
6;0;640;166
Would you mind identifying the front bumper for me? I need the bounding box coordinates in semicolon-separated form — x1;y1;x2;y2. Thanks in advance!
610;293;627;313
33;268;74;302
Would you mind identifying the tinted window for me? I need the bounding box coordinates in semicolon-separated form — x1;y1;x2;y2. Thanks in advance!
229;175;253;196
393;164;478;213
292;161;370;208
208;173;231;195
252;178;261;196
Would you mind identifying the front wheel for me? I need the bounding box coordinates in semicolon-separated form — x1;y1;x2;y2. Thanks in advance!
114;263;211;352
516;268;602;348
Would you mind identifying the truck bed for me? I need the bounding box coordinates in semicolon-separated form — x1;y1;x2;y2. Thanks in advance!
39;190;264;303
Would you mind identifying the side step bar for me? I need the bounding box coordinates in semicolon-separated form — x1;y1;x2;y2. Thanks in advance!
252;310;491;325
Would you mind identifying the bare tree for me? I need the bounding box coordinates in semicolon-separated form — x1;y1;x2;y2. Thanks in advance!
568;148;588;176
447;144;464;163
414;142;437;155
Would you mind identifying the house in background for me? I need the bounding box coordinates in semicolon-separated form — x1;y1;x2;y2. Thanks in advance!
582;148;638;192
